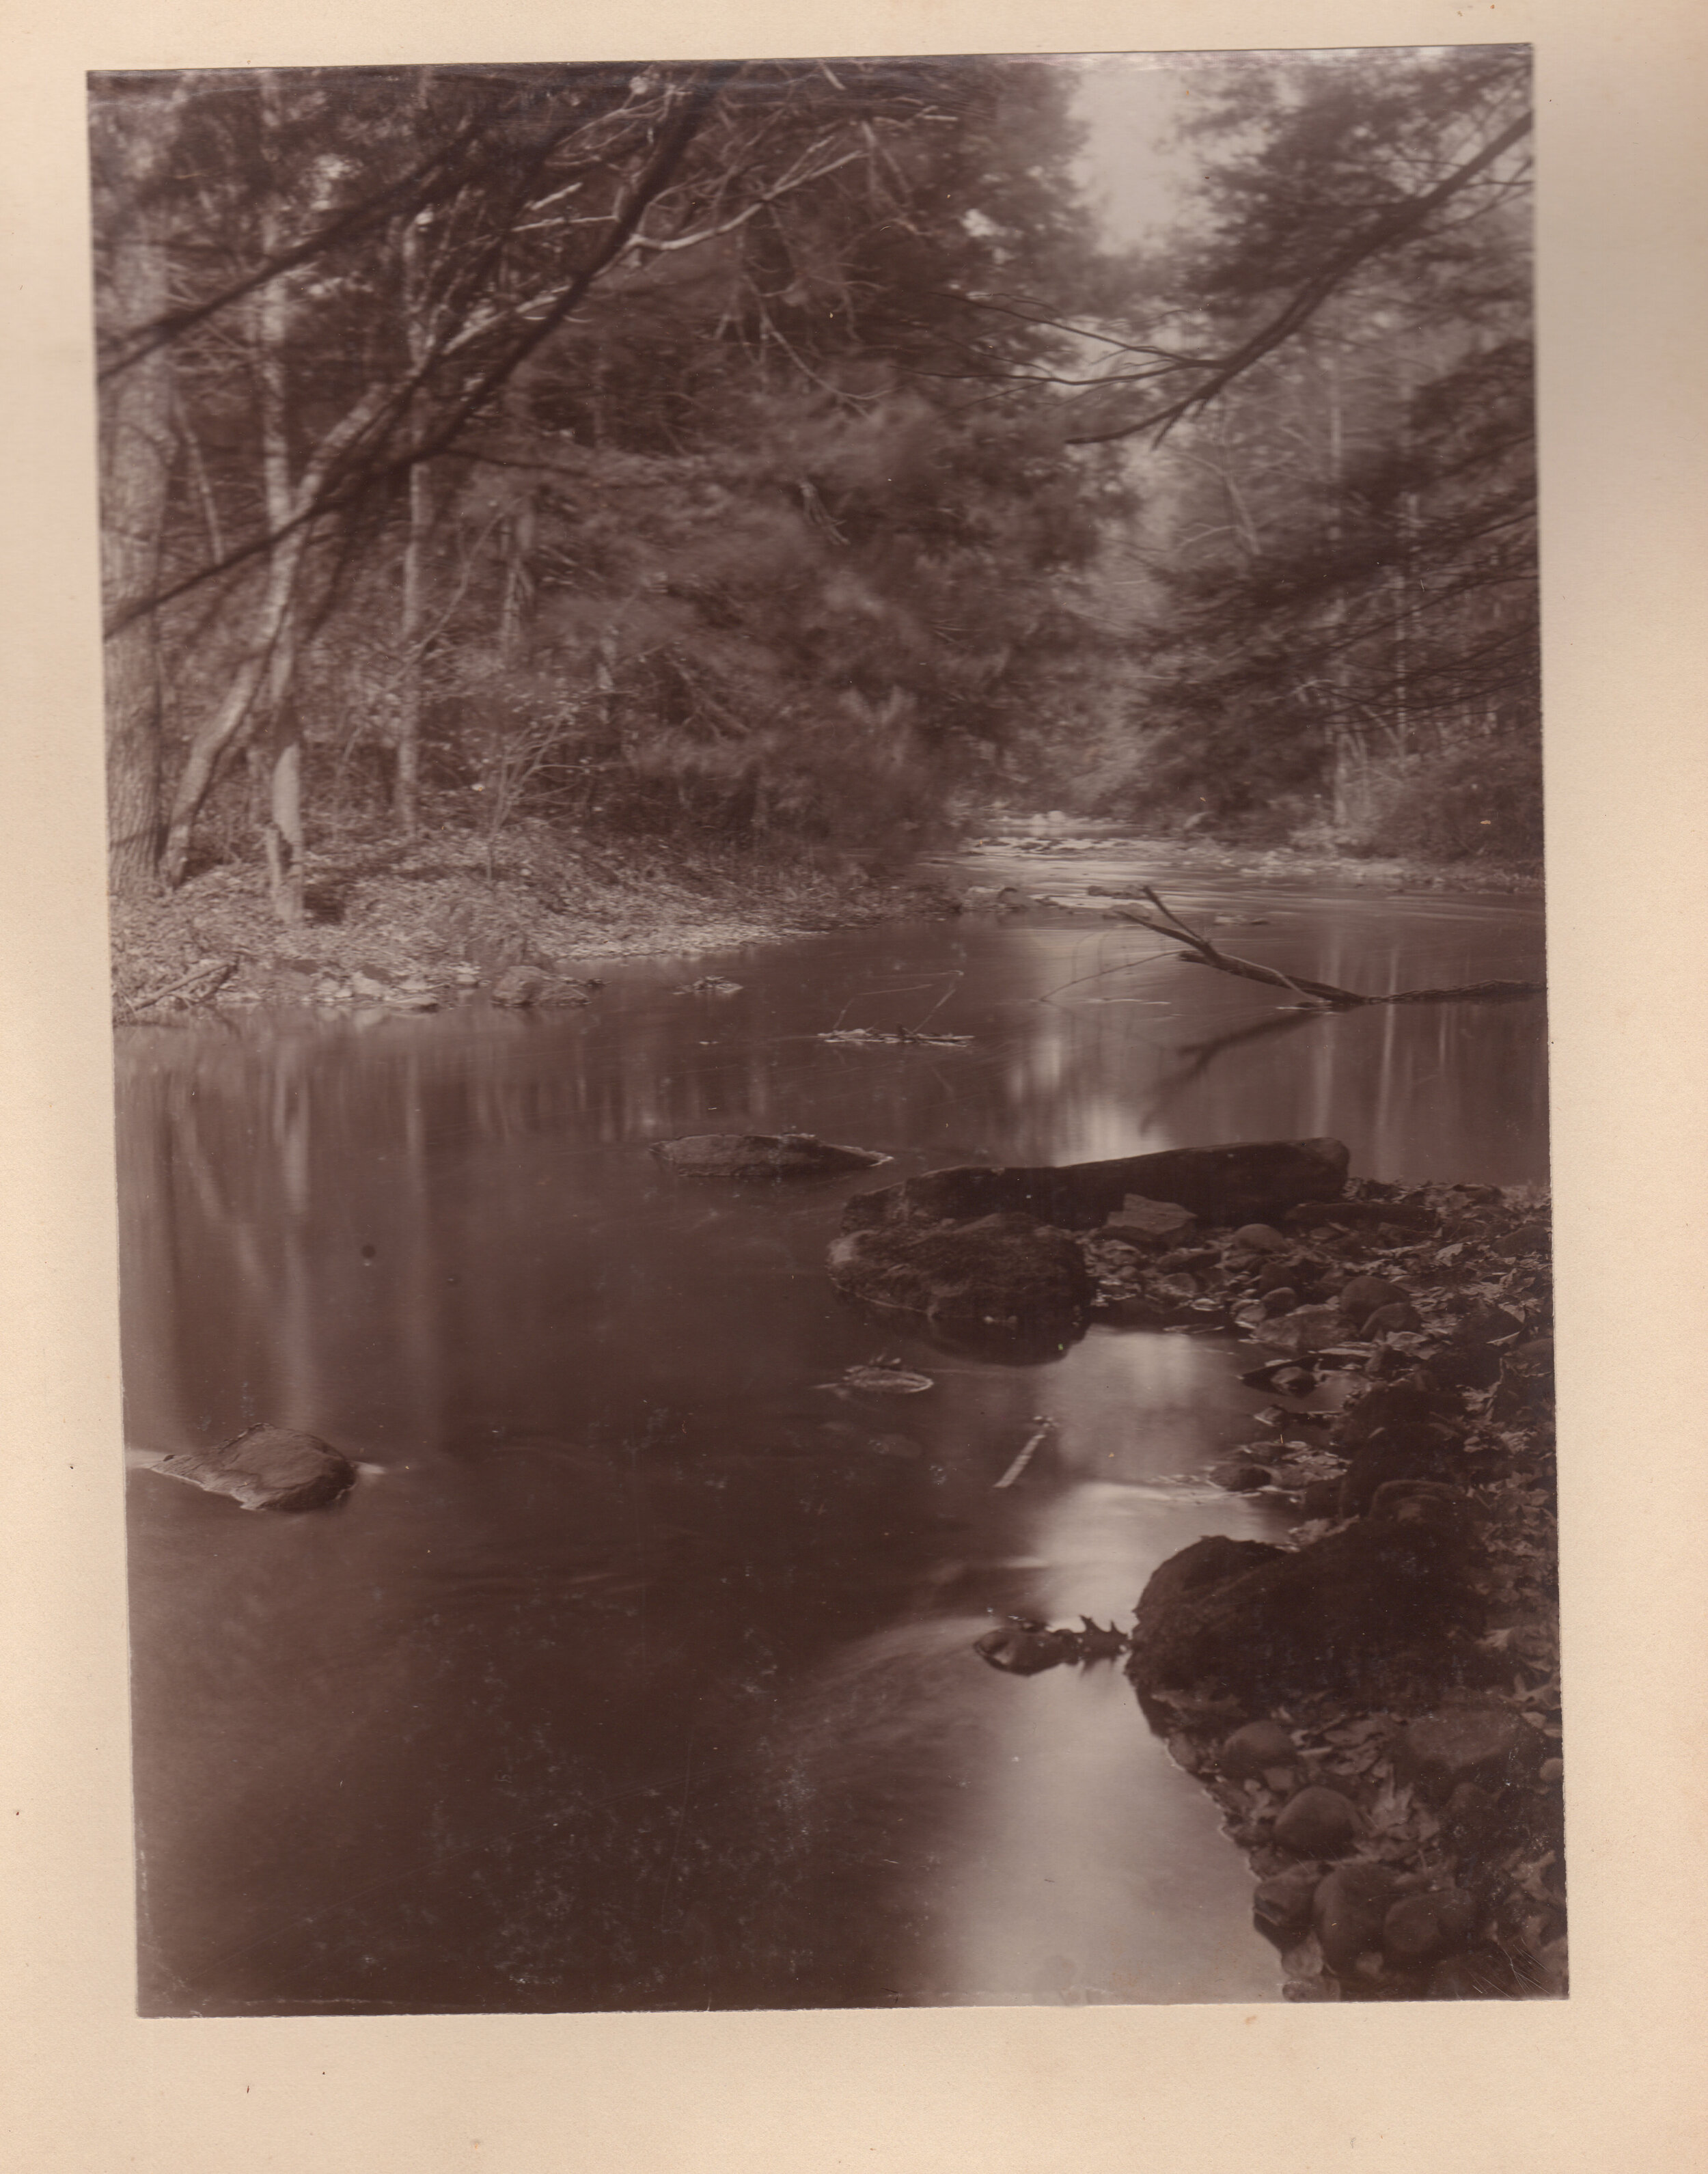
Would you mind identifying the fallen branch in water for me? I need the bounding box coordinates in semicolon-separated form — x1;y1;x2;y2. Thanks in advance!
1108;890;1544;1008
116;957;234;1016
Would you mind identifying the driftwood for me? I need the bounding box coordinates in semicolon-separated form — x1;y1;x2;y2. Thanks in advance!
1110;890;1544;1008
116;957;234;1017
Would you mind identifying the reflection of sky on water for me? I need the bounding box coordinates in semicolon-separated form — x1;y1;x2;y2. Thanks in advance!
924;1482;1280;2007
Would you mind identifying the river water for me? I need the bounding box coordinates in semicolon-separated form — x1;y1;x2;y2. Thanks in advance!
118;854;1547;2014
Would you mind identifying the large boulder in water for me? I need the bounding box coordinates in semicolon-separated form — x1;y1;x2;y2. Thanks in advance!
827;1212;1094;1358
841;1138;1349;1235
652;1131;889;1181
1125;1491;1486;1705
148;1424;357;1513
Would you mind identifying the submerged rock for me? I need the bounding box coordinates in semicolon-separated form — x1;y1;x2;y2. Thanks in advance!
653;1131;889;1181
975;1626;1076;1675
827;1213;1093;1358
147;1423;357;1513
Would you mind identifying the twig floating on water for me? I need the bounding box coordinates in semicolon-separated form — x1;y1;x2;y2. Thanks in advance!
994;1416;1056;1489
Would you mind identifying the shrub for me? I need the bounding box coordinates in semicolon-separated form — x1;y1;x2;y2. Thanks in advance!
1356;738;1543;866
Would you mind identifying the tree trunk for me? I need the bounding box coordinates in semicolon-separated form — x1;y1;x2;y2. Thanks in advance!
95;92;182;897
161;71;320;907
394;120;432;840
159;527;310;887
395;457;428;837
253;77;307;926
262;713;305;924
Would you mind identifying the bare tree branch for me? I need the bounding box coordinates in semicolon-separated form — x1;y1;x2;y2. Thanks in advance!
1064;109;1533;448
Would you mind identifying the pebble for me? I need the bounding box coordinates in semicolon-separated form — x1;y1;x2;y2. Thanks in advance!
1383;1888;1478;1962
1427;1948;1526;2000
1363;1301;1423;1334
1253;1862;1325;1945
1105;1196;1198;1244
1208;1459;1271;1493
1338;1276;1409;1325
1394;1707;1537;1800
1220;1720;1297;1780
1271;1366;1317;1394
1254;1304;1344;1354
1441;1781;1501;1854
1313;1860;1399;1974
1231;1223;1291;1254
1273;1785;1360;1858
1489;1221;1549;1260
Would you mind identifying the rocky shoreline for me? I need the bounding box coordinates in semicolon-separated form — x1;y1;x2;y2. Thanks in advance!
818;1140;1561;2002
1096;1178;1560;2001
108;825;935;1021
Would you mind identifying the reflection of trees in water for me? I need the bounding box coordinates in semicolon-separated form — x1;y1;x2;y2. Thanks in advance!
933;999;1544;1179
113;935;1545;1456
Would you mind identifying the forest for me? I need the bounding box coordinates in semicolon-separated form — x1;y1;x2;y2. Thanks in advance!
92;48;1538;926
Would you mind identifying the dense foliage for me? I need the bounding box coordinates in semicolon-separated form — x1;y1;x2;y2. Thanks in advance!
1066;47;1538;860
92;59;1125;908
92;49;1540;914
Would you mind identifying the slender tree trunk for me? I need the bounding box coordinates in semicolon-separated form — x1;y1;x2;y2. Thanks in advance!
1320;339;1372;831
394;109;432;839
253;79;308;924
159;525;312;886
96;94;182;897
262;715;306;923
1388;345;1414;761
159;71;317;913
395;458;428;836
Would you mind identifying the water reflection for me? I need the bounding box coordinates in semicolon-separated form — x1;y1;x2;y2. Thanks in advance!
118;884;1546;2012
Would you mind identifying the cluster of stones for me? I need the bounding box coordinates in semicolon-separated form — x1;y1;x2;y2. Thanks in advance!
1116;1177;1562;2000
864;1144;1562;2001
1176;1705;1567;2001
215;959;602;1011
1083;1190;1463;1342
826;1139;1353;1360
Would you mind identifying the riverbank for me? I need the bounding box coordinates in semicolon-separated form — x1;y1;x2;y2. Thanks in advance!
109;819;1541;1019
967;1166;1562;2001
955;828;1544;896
109;823;949;1017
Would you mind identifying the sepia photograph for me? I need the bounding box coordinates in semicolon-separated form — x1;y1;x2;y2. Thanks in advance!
93;44;1562;2018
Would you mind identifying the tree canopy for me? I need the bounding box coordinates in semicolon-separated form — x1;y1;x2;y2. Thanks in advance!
1063;46;1538;857
90;48;1540;909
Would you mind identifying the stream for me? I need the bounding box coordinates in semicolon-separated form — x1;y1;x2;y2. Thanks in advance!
118;852;1547;2013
